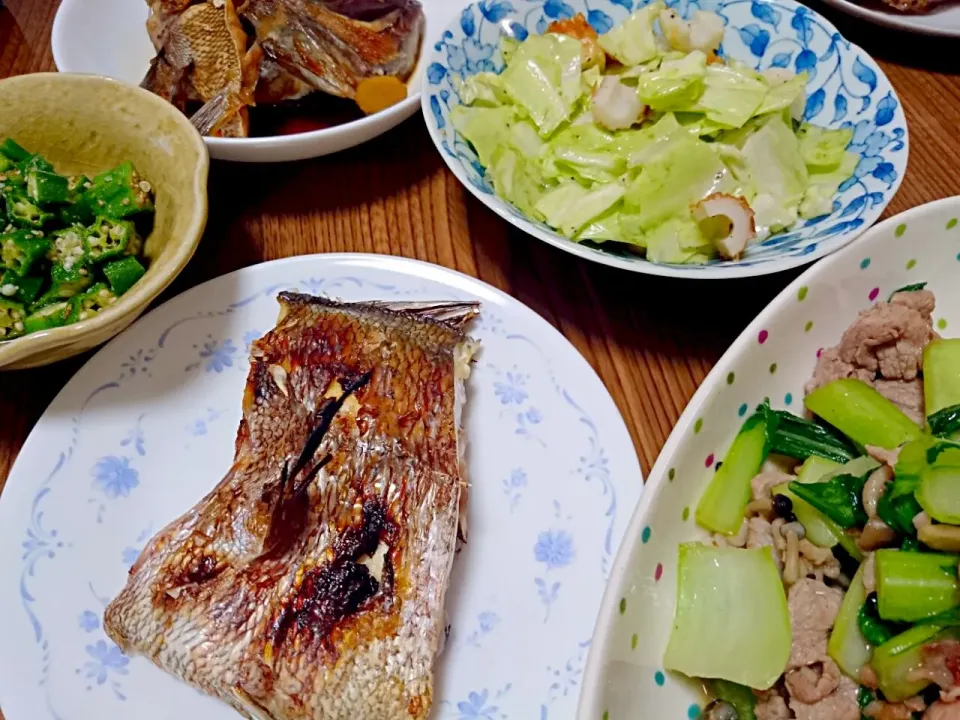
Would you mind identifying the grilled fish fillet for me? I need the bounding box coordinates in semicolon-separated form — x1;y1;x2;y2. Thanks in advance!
104;295;480;720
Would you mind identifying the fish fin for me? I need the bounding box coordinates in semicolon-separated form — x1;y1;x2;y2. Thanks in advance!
276;292;481;331
190;90;249;137
367;301;481;329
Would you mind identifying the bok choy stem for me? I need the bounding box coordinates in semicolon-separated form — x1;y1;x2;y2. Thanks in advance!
695;412;769;535
804;379;922;450
925;338;960;439
828;563;873;677
872;624;947;701
875;549;960;622
918;466;960;524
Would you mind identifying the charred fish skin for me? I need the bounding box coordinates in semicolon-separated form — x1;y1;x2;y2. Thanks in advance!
104;295;479;720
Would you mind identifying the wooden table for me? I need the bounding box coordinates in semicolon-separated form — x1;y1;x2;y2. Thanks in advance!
1;0;959;552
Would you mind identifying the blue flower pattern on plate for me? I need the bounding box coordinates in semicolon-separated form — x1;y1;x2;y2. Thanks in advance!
185;408;225;437
120;524;152;568
120;546;141;567
454;688;509;719
494;371;528;405
198;337;237;373
80;639;129;698
9;270;640;720
119;414;146;456
534;529;574;620
424;0;907;274
503;467;528;510
92;456;139;499
466;610;501;647
78;611;99;633
535;529;575;570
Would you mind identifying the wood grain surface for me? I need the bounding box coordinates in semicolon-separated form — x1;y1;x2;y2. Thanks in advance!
0;4;958;712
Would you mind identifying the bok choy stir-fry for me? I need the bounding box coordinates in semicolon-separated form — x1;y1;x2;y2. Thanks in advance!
665;286;960;720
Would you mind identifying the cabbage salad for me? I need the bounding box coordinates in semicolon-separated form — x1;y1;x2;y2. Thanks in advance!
664;286;960;719
450;4;858;265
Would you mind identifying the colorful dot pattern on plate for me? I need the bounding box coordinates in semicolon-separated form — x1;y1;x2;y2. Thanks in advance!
579;200;960;720
423;0;908;278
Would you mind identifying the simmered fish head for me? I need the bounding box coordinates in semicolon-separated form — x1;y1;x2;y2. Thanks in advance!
242;0;425;100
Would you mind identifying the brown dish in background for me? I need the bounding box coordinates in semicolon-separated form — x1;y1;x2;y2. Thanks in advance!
875;0;944;12
141;0;425;138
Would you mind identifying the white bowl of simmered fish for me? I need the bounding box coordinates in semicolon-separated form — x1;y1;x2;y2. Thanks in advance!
51;0;460;162
579;196;960;720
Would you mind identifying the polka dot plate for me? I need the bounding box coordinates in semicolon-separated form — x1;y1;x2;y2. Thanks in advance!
578;196;960;719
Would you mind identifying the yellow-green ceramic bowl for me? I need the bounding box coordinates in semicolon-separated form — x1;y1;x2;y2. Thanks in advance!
0;73;208;369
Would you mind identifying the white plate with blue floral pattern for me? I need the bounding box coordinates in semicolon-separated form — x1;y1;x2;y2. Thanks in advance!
422;0;908;279
0;254;643;720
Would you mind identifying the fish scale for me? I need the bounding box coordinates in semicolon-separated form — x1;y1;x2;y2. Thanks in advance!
142;0;257;137
104;295;479;720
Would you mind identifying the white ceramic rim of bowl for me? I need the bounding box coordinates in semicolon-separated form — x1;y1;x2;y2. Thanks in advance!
575;194;960;719
420;4;908;280
49;0;430;163
819;0;960;37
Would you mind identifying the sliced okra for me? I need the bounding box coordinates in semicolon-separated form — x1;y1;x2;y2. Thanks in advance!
0;167;25;190
26;170;70;207
1;229;50;276
89;161;154;219
59;202;93;227
0;297;26;340
68;175;91;194
83;217;139;263
37;259;94;303
67;283;118;323
102;256;146;296
48;226;87;265
17;154;54;174
4;188;55;229
22;301;70;334
0;138;31;164
0;270;43;305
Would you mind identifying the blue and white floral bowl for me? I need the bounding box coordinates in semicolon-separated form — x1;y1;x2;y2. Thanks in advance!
422;0;908;279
